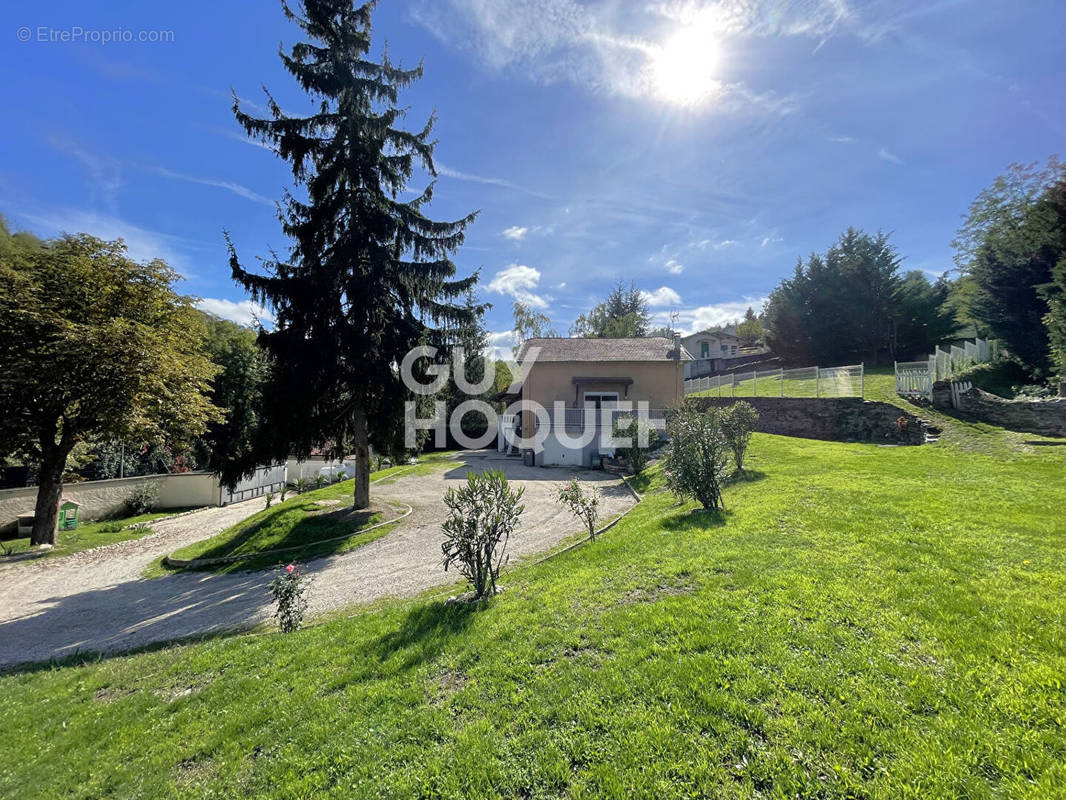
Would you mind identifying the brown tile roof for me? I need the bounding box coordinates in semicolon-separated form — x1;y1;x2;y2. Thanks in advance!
517;337;693;362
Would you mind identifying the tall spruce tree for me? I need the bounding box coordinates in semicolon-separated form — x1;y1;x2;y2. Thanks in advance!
227;0;478;508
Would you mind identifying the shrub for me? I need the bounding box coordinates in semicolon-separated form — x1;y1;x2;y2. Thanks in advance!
280;485;289;502
663;404;730;511
269;563;310;633
336;471;347;482
125;480;159;516
720;401;759;472
613;415;660;475
295;478;307;495
441;470;525;599
314;475;326;490
557;478;600;540
265;491;275;509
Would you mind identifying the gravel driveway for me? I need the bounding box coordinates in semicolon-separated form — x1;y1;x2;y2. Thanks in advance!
0;454;635;668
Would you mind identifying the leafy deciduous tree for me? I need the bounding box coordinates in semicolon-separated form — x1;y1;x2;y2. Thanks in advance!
570;281;650;338
0;232;218;545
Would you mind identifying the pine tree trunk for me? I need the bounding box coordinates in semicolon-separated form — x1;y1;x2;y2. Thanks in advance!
31;446;67;546
352;406;370;510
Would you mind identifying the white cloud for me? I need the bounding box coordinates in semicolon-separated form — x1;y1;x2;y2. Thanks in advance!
436;163;549;198
697;238;738;250
196;297;274;327
412;0;814;112
486;329;519;360
828;135;855;143
487;263;548;308
761;233;783;248
502;225;529;240
14;209;205;274
641;286;682;307
665;258;684;274
665;296;768;335
878;147;904;165
151;167;275;206
47;136;123;208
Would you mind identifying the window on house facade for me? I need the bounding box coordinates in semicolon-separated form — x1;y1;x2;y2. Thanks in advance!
700;342;709;358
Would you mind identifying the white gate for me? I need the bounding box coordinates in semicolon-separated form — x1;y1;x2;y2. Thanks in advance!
221;464;287;505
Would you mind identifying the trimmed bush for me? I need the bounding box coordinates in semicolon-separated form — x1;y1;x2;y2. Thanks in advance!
663;403;730;511
720;401;759;472
124;480;159;516
441;470;525;599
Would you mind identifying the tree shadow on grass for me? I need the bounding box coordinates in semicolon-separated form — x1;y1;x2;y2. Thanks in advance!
661;508;731;532
726;469;768;485
370;600;480;672
173;502;396;574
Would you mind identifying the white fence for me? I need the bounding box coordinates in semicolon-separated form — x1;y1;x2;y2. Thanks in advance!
684;364;864;398
895;337;997;399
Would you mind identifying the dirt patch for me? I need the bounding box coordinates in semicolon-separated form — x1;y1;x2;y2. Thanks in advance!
427;667;468;705
619;580;698;605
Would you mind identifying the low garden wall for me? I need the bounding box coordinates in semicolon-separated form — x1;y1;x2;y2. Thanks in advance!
687;397;926;445
0;472;221;536
931;382;1066;437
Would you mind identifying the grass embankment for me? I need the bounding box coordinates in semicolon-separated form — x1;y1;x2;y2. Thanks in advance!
2;434;1064;798
0;509;195;563
156;451;459;574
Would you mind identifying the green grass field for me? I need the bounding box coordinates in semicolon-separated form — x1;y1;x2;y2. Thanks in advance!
0;509;195;563
2;431;1064;798
156;451;460;574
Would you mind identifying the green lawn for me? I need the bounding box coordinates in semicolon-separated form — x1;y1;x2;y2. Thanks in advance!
2;432;1064;798
0;509;195;563
155;451;460;575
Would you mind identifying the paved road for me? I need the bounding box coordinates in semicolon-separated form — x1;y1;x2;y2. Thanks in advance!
0;454;635;668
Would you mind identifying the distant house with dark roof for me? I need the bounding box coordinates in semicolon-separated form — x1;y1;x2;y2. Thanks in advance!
503;336;692;467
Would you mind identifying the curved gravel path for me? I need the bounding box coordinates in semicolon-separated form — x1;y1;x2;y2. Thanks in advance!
0;454;635;668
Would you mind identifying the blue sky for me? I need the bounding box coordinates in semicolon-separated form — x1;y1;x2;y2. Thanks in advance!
3;0;1064;348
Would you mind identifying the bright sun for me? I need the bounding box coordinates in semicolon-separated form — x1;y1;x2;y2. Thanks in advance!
651;18;721;106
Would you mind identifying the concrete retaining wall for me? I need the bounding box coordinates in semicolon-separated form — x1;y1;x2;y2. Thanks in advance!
0;472;221;536
931;382;1066;437
687;396;927;445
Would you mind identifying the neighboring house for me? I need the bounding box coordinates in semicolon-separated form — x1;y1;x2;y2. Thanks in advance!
681;330;741;378
506;336;692;467
673;328;767;379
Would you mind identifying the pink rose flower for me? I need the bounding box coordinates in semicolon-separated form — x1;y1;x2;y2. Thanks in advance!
285;564;295;574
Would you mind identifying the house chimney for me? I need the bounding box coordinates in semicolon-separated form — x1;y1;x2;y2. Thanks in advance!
672;332;681;361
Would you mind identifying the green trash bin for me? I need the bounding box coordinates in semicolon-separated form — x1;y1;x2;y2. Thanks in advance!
58;499;80;531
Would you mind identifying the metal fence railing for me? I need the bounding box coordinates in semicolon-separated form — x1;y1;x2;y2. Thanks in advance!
684;363;864;398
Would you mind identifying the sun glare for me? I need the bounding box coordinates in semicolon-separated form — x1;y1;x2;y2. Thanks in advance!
651;17;721;107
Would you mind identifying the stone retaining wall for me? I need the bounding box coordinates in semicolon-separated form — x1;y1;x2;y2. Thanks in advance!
931;382;1066;437
686;397;926;445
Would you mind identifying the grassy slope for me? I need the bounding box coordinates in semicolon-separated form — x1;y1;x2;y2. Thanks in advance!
2;434;1064;798
158;452;460;574
0;509;195;563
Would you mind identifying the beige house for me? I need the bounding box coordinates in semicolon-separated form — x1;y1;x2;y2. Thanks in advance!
505;336;692;467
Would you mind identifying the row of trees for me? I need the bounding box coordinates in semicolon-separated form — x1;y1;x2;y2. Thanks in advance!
762;158;1066;382
950;158;1066;380
762;228;956;366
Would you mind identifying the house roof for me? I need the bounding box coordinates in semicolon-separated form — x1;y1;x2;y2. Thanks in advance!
517;337;693;362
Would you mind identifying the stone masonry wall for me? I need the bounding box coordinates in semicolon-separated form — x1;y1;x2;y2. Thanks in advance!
687;397;926;445
931;381;1066;437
